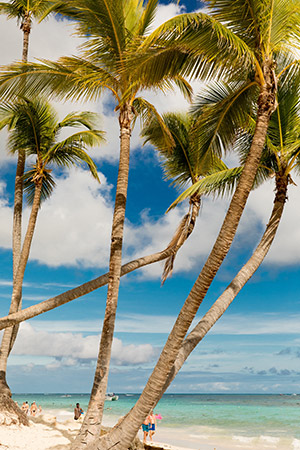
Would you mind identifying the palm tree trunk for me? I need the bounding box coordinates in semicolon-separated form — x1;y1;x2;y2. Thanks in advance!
157;172;289;397
71;103;134;450
0;9;32;397
21;12;31;63
96;172;288;447
0;181;42;396
88;64;277;450
0;246;178;331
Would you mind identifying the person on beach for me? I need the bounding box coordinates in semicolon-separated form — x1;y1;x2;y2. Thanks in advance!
30;402;37;416
149;411;157;442
38;405;42;416
141;415;150;443
21;401;29;415
74;403;84;420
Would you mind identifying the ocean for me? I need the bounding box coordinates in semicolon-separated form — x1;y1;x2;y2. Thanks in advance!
12;393;300;449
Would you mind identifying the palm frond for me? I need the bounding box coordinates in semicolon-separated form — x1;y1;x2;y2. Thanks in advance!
137;12;255;83
133;97;174;150
56;111;103;132
167;167;243;211
190;80;259;160
269;0;300;53
0;57;118;103
136;0;158;35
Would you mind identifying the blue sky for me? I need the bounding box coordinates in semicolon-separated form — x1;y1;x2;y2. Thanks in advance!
0;0;300;395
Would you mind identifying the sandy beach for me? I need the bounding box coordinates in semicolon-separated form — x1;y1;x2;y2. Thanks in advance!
0;411;299;450
0;414;197;450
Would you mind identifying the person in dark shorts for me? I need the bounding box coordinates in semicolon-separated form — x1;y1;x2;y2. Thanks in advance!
149;411;157;441
74;403;84;420
141;415;150;443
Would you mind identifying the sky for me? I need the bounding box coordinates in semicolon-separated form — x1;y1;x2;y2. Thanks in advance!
0;0;299;395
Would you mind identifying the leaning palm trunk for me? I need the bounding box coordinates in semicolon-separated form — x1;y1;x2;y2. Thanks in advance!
87;66;277;450
0;247;179;331
106;171;289;436
158;172;289;397
0;181;42;397
0;197;200;331
72;104;134;449
103;172;288;443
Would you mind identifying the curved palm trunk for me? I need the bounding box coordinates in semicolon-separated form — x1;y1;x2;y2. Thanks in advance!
88;66;277;450
0;181;42;396
158;172;289;396
100;173;288;446
0;197;201;331
71;104;134;450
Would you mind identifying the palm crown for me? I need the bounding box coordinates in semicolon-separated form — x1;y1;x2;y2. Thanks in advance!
0;97;104;204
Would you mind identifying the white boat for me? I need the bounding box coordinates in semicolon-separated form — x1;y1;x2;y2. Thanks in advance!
105;393;119;401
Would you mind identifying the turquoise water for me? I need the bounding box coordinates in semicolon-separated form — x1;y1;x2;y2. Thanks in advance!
12;393;300;441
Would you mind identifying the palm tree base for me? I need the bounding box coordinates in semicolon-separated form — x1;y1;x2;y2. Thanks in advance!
0;394;29;426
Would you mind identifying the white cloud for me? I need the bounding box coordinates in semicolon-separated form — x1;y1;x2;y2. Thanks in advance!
126;197;229;279
25;167;113;267
12;323;156;366
30;311;300;336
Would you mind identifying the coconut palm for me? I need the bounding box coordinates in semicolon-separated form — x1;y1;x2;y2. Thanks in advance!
0;97;103;410
0;1;299;447
0;1;65;379
86;3;300;447
143;67;300;407
0;1;192;443
0;0;62;281
141;111;228;283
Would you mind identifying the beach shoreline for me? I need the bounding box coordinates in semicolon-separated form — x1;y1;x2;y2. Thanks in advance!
0;409;299;450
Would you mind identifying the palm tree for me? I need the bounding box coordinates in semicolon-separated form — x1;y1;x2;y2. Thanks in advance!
140;67;300;408
0;0;62;282
0;1;65;381
141;111;227;283
0;1;192;443
0;97;103;411
0;0;299;447
87;2;300;447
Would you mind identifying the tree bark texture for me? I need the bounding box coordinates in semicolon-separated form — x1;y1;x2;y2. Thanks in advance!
88;63;277;450
71;104;134;450
0;181;42;395
161;172;289;394
0;9;32;400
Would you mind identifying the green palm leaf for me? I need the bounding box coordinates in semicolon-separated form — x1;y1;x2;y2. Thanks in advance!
191;80;259;160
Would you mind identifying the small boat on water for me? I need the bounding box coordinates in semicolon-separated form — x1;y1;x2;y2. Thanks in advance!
105;393;119;401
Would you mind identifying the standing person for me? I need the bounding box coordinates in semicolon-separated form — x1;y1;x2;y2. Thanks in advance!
30;401;37;416
21;402;28;415
141;415;150;444
149;411;157;442
74;403;84;420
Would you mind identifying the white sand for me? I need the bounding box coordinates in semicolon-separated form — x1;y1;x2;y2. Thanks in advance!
0;415;194;450
0;415;81;450
0;414;298;450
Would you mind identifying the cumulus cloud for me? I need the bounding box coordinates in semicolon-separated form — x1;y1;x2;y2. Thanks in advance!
12;323;156;367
